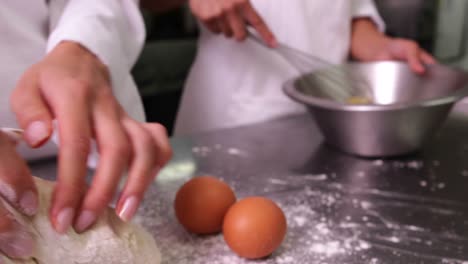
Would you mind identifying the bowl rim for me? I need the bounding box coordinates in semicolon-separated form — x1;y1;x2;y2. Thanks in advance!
283;61;468;112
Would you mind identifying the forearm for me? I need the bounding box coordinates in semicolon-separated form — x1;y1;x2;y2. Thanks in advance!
350;18;390;61
47;0;145;87
140;0;187;13
350;17;435;74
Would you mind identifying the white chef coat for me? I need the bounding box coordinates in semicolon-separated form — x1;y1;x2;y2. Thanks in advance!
175;0;384;135
0;0;145;160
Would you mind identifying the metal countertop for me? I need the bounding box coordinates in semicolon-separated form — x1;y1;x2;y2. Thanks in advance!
30;107;468;264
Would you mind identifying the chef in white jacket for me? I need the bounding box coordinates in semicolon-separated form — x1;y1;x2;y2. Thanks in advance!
0;0;172;258
175;0;435;135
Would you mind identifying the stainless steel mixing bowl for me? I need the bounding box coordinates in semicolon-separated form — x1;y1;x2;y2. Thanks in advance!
283;61;468;157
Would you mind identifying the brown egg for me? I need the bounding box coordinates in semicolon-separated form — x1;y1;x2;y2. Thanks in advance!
223;197;287;259
174;176;236;234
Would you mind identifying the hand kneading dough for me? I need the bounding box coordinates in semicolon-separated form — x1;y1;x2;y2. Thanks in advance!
0;177;161;264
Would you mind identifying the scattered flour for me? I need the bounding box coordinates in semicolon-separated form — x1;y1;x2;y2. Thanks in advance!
373;160;384;166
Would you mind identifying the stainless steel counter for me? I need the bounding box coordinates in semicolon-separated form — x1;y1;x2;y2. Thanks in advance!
30;107;468;264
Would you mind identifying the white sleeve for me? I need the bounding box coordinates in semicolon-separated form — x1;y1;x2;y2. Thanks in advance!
351;0;386;32
46;0;146;88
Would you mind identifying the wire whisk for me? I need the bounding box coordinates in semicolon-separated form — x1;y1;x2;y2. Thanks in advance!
248;32;374;104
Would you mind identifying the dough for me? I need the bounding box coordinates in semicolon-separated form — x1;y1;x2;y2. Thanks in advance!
0;177;161;264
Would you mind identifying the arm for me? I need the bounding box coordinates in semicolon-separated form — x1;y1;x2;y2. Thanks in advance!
140;0;187;13
188;0;277;47
10;0;172;234
350;0;435;73
350;18;391;61
47;0;145;88
351;18;435;73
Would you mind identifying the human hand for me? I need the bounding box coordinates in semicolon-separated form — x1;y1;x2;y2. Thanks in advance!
0;131;36;258
189;0;277;47
351;18;436;74
370;37;436;74
10;41;172;234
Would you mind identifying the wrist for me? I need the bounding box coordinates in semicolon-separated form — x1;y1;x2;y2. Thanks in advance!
50;41;109;77
350;18;390;61
53;41;101;61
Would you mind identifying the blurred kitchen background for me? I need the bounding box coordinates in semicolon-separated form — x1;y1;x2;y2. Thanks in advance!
133;0;468;135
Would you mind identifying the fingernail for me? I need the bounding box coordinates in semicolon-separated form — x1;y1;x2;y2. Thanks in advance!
0;182;17;204
19;191;38;216
56;207;74;234
25;121;48;146
0;229;34;258
75;210;96;233
118;196;138;222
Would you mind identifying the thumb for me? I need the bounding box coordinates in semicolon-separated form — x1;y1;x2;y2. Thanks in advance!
10;70;53;148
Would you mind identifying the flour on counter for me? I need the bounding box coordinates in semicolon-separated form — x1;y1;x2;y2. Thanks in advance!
270;178;289;185
373;160;384;166
276;255;294;264
303;174;328;181
293;216;307;227
356;171;366;177
192;144;249;158
393;160;424;170
310;241;345;256
386;236;401;243
227;148;248;157
140;162;468;264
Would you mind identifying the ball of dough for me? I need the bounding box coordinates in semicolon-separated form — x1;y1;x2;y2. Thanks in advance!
174;176;236;234
0;177;161;264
